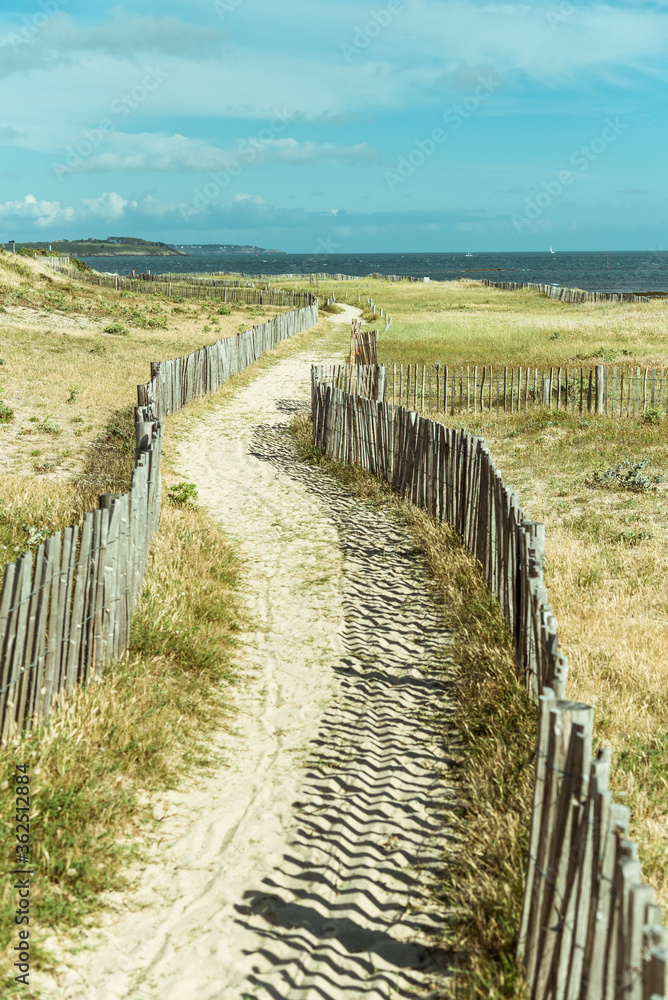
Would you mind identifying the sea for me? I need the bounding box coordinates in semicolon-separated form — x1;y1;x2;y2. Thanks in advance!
78;251;668;295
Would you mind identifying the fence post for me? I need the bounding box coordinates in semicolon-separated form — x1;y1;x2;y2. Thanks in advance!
309;362;666;1000
595;366;604;415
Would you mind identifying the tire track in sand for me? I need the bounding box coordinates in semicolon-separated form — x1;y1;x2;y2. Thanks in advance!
37;345;458;1000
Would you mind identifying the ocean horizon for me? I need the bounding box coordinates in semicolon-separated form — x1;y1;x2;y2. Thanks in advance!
79;250;668;294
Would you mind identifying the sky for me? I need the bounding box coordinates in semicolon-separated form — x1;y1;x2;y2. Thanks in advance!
0;0;666;252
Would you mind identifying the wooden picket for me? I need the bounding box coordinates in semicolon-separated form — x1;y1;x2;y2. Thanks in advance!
321;360;667;421
310;363;666;1000
35;256;315;308
0;298;318;741
480;277;650;304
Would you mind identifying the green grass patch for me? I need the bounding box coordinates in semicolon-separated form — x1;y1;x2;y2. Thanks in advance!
0;503;243;988
319;301;345;315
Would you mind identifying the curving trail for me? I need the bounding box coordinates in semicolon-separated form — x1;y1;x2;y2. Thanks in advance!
37;312;458;1000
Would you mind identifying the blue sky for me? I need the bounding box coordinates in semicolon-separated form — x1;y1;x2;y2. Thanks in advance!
0;0;666;251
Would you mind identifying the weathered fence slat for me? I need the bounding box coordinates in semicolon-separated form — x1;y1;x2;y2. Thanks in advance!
311;364;666;1000
0;296;318;741
1;556;32;740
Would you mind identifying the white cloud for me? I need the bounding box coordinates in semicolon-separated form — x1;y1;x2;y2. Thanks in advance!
0;189;498;237
0;191;137;227
80;191;131;219
3;0;666;150
0;194;76;228
48;7;224;57
0;8;225;78
233;193;267;204
54;131;379;174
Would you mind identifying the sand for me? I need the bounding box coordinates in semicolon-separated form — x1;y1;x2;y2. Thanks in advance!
36;309;457;999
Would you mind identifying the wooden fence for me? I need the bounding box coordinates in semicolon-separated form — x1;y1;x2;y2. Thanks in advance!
310;365;666;1000
37;255;71;267
131;272;251;287
221;271;428;282
34;256;313;307
349;323;378;366
137;303;317;418
480;278;652;305
321;360;668;420
0;299;318;742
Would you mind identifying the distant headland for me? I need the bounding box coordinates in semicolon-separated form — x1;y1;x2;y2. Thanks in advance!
12;237;287;257
172;243;287;255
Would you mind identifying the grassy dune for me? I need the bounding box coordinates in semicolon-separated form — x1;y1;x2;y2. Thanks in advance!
298;274;668;911
2;260;665;996
0;252;284;565
0;258;328;993
279;272;668;367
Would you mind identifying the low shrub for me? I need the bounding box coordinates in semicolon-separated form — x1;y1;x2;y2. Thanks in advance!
642;407;661;425
589;458;664;492
167;481;198;508
70;256;93;273
37;414;62;435
320;301;345;315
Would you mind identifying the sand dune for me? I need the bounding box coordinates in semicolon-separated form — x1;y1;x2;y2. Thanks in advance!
37;312;457;999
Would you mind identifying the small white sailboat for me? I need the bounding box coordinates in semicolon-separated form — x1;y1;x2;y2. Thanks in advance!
549;246;555;254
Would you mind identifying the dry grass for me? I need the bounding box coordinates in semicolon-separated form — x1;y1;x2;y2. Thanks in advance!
275;273;668;368
0;252;283;482
0;406;136;565
290;411;535;999
429;405;668;903
0;462;243;995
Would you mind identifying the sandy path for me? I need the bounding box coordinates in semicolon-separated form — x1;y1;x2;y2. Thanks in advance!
38;314;457;999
